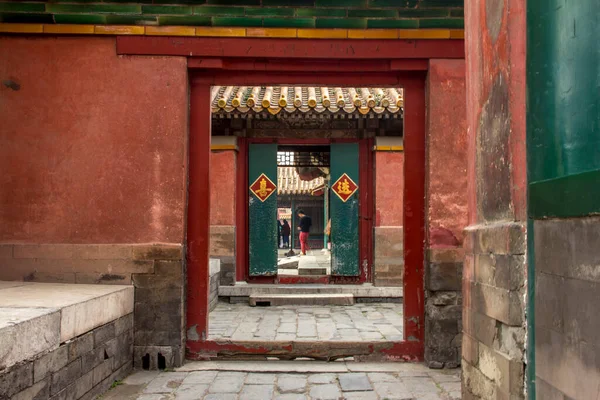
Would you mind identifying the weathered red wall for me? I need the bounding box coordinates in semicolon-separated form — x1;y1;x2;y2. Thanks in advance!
426;59;468;245
375;151;404;227
465;0;526;224
0;37;188;244
210;151;236;226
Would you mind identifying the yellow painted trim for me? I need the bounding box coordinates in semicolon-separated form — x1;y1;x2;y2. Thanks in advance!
94;25;144;35
43;24;94;34
0;23;43;33
196;27;246;37
211;145;238;151
348;29;398;39
146;26;195;36
449;29;465;39
247;28;297;38
297;28;347;39
373;145;404;152
399;29;450;39
0;24;464;40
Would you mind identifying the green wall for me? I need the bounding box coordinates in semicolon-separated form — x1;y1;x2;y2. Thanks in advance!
0;0;463;28
527;0;600;218
527;1;599;398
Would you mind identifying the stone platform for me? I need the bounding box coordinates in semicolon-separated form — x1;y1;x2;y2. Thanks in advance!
0;281;134;399
208;302;404;342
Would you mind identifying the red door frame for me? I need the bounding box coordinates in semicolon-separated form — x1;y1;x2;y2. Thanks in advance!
238;137;373;284
117;36;463;360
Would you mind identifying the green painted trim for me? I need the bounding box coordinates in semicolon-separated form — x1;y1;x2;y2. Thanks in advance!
529;169;600;219
526;219;536;400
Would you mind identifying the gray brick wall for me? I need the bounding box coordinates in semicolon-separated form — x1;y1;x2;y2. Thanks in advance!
534;217;600;399
424;247;463;368
462;222;526;399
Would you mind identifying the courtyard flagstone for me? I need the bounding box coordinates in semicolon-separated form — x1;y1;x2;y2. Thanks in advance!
100;361;461;400
209;302;404;342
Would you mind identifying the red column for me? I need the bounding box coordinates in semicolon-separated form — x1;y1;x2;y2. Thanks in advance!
403;77;426;345
186;82;211;348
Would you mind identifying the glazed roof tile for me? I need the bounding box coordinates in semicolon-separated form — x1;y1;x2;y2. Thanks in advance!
211;86;403;115
278;167;325;196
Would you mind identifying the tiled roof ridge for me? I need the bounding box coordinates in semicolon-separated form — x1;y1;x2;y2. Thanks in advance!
212;86;403;115
278;166;325;195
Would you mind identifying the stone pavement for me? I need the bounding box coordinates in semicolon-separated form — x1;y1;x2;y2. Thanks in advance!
101;361;461;400
208;303;403;341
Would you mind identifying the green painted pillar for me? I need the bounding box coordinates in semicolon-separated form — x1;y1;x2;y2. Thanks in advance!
330;143;360;276
248;144;278;276
290;198;295;250
324;183;329;248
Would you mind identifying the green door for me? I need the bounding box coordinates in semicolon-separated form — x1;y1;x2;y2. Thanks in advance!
248;144;278;276
330;143;360;276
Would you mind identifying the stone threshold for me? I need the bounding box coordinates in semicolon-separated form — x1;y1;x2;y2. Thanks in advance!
177;360;431;374
219;283;403;298
192;340;410;362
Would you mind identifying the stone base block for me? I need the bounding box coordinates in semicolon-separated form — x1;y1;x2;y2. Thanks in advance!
0;315;133;400
0;307;60;371
134;345;183;370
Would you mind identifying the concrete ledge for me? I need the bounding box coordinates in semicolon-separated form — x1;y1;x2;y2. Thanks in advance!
0;281;134;369
0;307;60;370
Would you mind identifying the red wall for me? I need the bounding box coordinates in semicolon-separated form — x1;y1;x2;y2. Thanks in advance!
465;0;526;224
426;59;468;244
0;37;188;244
375;152;404;227
210;151;236;226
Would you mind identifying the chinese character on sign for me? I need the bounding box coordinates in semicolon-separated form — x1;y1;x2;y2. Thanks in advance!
250;173;277;202
331;173;358;202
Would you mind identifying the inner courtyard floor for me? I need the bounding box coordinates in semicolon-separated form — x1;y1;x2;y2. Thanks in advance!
102;361;461;400
208;303;404;342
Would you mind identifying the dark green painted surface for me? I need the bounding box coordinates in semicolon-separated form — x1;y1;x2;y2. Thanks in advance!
527;0;600;184
527;1;599;398
330;143;360;276
249;144;278;277
529;169;600;219
0;0;463;28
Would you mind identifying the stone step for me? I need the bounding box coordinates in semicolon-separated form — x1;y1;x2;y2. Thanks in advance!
221;283;403;298
298;267;328;275
0;281;133;371
249;293;354;306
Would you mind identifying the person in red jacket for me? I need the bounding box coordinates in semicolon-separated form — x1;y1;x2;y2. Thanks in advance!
297;210;312;255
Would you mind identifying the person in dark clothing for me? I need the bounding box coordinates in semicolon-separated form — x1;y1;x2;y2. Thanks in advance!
281;219;291;249
297;209;312;255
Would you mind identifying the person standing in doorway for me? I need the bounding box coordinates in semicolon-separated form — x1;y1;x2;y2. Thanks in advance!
297;209;312;255
277;219;283;248
281;219;291;249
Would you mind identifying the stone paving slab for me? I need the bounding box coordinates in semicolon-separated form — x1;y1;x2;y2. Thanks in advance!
101;361;461;400
209;303;404;342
